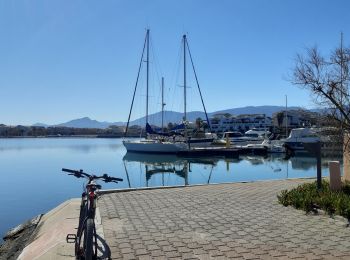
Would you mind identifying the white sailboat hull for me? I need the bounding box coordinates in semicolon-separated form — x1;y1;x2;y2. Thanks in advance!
123;140;188;154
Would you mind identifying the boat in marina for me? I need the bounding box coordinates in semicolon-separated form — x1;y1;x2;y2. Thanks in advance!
123;139;188;153
282;128;321;153
123;30;186;153
217;129;284;153
220;128;271;145
260;139;285;153
123;30;214;153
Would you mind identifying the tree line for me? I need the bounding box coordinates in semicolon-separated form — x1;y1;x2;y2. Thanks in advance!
0;125;142;137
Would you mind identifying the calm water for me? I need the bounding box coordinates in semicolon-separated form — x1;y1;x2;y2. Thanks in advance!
0;138;342;238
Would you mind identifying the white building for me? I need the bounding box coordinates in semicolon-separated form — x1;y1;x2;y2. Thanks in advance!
209;113;272;133
271;109;319;129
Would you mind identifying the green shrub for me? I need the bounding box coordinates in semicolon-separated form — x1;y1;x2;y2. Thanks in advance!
277;180;350;220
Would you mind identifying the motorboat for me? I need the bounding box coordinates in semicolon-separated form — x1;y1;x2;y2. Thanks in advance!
245;128;271;139
221;129;270;145
261;139;285;153
282;128;320;153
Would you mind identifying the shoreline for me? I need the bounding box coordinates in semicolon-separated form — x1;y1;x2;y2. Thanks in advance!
0;215;42;260
0;135;141;139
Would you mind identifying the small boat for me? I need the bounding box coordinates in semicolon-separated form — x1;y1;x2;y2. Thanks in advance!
220;129;270;145
282;128;320;153
261;139;285;153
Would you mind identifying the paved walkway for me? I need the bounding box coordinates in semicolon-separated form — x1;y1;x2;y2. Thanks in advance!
99;180;350;260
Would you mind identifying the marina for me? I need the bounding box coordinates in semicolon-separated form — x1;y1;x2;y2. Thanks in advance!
0;137;343;242
1;2;350;259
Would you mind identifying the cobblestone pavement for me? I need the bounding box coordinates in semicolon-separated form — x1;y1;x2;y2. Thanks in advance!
98;180;350;259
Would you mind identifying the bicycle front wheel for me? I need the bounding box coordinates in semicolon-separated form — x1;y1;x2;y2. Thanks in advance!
84;218;94;260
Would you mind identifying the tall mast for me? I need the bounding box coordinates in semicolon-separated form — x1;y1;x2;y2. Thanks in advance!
186;35;212;131
161;77;165;130
183;35;187;122
124;30;148;137
146;29;150;125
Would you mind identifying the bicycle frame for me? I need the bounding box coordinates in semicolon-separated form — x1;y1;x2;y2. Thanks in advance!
63;168;122;260
75;181;98;259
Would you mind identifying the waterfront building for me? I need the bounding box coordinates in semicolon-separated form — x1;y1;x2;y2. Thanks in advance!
271;109;319;129
209;113;272;133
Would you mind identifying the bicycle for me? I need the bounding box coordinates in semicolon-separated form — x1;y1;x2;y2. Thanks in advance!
62;168;123;260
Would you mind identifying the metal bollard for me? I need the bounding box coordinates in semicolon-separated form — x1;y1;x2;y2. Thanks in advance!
329;161;341;191
226;134;230;148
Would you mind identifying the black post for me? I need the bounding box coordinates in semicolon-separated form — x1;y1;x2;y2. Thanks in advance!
303;142;322;190
316;150;322;190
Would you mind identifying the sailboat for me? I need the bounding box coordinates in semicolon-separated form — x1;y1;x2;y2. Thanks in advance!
123;30;188;153
123;30;214;153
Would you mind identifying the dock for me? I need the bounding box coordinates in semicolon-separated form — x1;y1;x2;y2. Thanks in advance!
16;179;350;259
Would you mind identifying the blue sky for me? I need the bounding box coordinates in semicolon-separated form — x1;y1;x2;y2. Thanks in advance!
0;0;349;125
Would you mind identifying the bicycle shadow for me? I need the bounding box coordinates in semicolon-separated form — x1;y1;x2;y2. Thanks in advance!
96;234;111;260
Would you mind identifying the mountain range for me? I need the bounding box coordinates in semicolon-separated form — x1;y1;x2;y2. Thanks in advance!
32;105;303;129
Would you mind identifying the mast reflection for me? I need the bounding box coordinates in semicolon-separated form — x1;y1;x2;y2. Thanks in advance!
122;152;220;187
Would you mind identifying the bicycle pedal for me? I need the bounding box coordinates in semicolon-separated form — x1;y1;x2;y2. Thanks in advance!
66;234;76;243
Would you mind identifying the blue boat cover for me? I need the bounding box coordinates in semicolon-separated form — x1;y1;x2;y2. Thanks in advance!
146;123;184;136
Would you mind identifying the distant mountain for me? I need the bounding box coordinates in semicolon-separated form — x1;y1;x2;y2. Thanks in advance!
212;106;302;117
129;110;206;126
55;117;126;129
31;105;311;129
32;123;49;127
54;117;111;129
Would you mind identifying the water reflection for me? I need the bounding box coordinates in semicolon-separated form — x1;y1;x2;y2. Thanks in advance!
122;152;342;188
0;138;122;153
123;153;222;187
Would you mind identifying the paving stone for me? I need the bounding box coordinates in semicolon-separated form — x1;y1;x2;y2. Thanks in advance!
121;253;137;260
98;179;350;259
120;247;133;254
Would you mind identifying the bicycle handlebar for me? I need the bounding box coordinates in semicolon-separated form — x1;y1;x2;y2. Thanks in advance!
62;168;123;182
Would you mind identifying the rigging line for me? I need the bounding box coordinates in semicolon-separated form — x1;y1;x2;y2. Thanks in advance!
185;38;212;131
123;160;132;188
124;31;147;137
170;39;183;115
149;34;163;120
207;165;214;184
149;34;163;87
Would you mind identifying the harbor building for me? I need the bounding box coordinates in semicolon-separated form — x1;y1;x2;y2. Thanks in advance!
271;109;320;129
209;113;272;133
